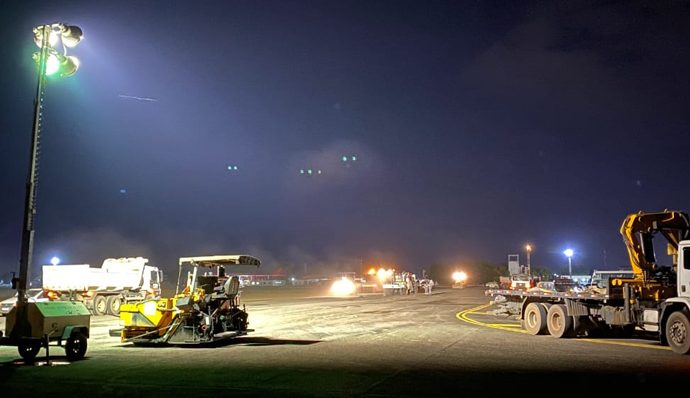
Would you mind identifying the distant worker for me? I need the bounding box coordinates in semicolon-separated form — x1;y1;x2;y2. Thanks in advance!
424;279;434;295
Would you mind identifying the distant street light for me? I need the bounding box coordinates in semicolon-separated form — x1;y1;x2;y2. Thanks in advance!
563;248;574;277
50;256;60;266
525;244;532;276
12;23;82;338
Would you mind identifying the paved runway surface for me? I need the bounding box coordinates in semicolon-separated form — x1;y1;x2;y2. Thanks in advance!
1;286;689;397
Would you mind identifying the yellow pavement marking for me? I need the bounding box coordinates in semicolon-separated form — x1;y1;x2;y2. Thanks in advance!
456;303;528;334
457;302;671;351
579;338;669;351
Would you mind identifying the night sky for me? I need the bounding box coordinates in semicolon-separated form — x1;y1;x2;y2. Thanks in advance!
1;1;689;278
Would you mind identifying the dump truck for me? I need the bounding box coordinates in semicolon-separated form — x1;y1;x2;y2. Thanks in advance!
486;210;690;354
110;254;260;345
43;257;163;316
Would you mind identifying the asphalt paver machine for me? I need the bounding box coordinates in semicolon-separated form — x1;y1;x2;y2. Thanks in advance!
111;254;260;345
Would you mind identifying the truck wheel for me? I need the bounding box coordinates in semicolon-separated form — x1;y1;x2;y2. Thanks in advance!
666;311;690;354
65;333;88;361
106;295;122;316
547;304;573;338
18;340;41;361
93;295;107;316
523;303;547;335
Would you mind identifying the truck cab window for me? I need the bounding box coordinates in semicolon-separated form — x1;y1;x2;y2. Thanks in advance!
684;247;690;270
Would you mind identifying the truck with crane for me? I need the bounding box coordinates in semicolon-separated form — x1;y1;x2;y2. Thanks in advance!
486;210;690;354
43;257;163;316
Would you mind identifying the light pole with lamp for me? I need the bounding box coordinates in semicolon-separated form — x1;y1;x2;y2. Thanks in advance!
10;23;83;339
563;248;574;277
525;244;532;276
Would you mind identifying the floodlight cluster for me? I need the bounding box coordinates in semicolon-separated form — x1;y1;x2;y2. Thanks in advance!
32;23;83;77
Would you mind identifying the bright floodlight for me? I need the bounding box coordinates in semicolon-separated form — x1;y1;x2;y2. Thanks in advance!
45;54;60;75
50;256;60;265
330;277;356;296
563;248;574;258
376;268;393;282
452;271;467;282
40;53;79;77
34;24;83;48
49;32;60;47
32;23;83;77
525;244;532;252
61;25;83;48
33;29;59;48
58;55;80;77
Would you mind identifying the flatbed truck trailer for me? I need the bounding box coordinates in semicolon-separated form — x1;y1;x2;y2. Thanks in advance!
486;211;690;355
485;244;690;355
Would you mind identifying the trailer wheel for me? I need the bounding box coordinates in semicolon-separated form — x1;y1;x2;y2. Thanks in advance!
106;295;122;316
666;311;690;354
523;303;548;335
18;340;41;361
547;304;573;338
65;333;88;361
93;295;107;316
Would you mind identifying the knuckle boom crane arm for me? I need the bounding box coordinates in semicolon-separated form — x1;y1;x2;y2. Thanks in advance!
620;210;690;279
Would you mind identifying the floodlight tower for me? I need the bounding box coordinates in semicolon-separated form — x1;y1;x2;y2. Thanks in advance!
563;248;574;277
12;23;82;337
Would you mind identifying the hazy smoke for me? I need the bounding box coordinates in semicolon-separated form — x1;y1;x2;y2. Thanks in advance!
35;228;154;268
